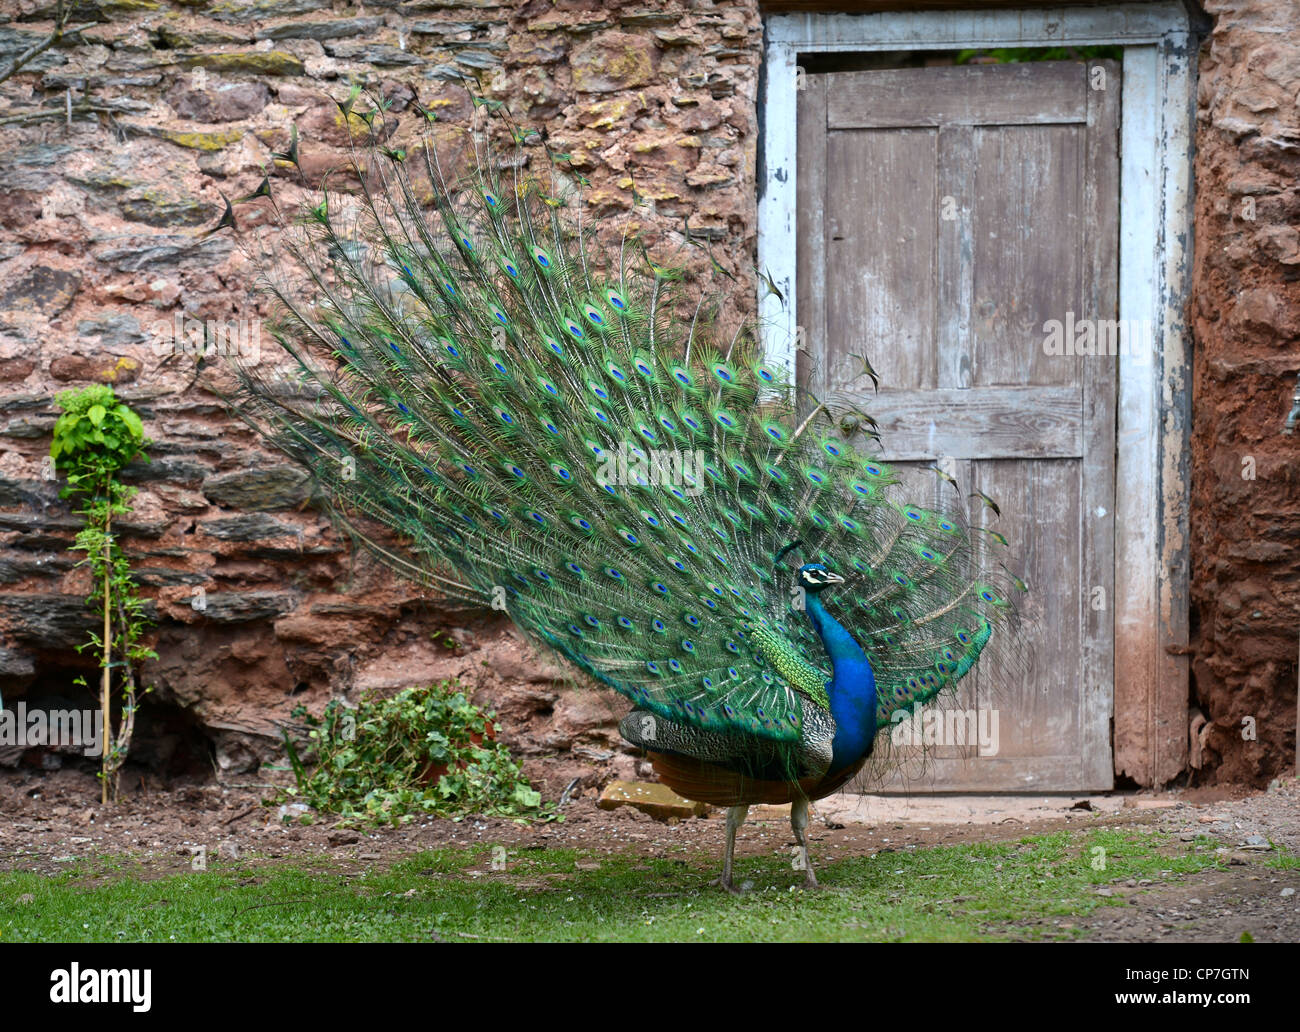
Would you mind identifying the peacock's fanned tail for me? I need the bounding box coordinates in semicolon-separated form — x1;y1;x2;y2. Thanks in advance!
233;93;1025;756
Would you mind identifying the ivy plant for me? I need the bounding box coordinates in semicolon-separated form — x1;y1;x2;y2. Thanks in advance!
278;680;558;827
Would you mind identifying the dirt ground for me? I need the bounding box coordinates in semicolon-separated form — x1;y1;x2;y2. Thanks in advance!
2;766;1297;942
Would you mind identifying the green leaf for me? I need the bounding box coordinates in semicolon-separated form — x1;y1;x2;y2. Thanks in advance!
118;407;144;439
87;405;106;427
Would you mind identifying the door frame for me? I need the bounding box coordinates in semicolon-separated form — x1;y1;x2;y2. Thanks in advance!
758;2;1195;787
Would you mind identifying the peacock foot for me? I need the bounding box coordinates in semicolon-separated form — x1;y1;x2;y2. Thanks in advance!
798;876;844;892
711;876;750;895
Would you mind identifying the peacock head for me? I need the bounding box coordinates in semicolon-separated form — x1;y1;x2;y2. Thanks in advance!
796;563;844;595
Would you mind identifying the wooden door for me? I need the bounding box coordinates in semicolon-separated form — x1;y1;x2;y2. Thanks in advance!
797;62;1118;791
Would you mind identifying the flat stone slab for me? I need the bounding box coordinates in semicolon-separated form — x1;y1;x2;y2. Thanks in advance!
597;780;709;820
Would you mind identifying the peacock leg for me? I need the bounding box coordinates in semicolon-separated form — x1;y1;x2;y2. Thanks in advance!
791;797;818;889
713;804;749;893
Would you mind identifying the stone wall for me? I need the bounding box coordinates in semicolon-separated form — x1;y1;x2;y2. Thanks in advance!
1188;0;1299;785
0;0;763;790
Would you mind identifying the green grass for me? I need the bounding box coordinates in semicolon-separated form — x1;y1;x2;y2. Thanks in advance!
0;828;1226;942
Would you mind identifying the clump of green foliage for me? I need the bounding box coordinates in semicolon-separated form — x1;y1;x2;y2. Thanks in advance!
280;680;557;827
50;384;154;805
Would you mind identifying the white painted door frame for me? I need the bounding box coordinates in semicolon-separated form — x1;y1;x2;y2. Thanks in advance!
759;3;1195;786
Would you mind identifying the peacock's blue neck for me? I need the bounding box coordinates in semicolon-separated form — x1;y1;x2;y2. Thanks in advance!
804;592;878;772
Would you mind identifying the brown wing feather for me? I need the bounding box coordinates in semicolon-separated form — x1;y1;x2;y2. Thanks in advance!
650;752;867;807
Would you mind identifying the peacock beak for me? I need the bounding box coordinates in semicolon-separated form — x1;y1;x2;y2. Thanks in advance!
821;572;844;586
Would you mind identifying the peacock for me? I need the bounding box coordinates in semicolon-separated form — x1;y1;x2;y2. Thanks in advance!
229;89;1023;891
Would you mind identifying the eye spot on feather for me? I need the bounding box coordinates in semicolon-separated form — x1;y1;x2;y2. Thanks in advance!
646;661;661;675
617;616;634;630
606;567;624;580
652;619;667;633
668;659;682;672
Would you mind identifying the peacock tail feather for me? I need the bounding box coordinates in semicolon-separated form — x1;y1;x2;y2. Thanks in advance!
232;90;1025;764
